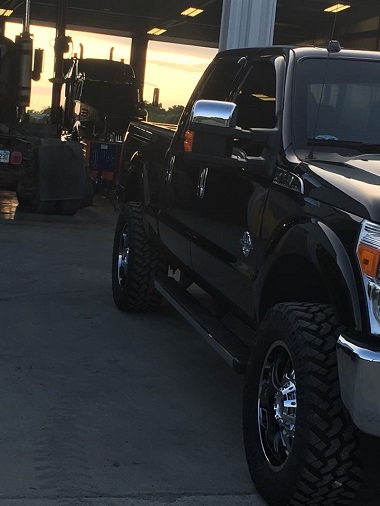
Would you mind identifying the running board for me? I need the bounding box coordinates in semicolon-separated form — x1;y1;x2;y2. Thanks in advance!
154;277;249;374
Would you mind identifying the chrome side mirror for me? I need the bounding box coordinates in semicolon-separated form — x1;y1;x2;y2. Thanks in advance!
190;100;237;128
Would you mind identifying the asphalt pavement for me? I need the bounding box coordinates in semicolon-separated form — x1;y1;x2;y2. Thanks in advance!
0;191;379;506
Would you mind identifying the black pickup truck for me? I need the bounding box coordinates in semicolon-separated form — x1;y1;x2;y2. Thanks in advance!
111;41;380;506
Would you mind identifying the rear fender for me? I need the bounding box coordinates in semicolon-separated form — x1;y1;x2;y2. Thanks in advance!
118;154;159;238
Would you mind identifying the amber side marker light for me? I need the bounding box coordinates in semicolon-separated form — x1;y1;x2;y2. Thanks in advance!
358;243;380;277
184;130;194;152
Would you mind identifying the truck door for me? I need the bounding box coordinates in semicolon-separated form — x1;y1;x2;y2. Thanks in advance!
191;59;279;318
159;54;249;270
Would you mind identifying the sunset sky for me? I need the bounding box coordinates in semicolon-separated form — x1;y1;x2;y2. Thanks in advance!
5;21;217;112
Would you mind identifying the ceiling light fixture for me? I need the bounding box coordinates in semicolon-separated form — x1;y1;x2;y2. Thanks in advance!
147;27;167;36
181;7;204;17
0;8;13;16
324;4;351;13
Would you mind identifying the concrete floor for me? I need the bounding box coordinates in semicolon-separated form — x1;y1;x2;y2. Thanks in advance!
0;191;379;506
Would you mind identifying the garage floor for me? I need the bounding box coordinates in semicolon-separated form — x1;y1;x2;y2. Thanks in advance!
0;190;379;506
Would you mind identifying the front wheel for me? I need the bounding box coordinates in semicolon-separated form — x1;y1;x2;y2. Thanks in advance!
243;303;362;506
112;202;166;312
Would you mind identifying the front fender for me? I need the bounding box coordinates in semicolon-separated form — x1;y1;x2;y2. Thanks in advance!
255;220;362;332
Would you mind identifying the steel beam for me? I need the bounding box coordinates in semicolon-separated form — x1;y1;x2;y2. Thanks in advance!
50;0;69;124
219;0;277;50
130;33;148;101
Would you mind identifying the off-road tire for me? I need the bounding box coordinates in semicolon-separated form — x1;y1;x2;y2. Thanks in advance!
112;202;166;311
243;303;363;506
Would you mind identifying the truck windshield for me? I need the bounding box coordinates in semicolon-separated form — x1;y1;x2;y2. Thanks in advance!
293;57;380;159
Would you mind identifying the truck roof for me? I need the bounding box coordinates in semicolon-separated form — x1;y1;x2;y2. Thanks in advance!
216;44;380;62
64;58;135;82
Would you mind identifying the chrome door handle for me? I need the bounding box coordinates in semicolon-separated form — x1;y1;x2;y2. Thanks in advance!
197;167;208;198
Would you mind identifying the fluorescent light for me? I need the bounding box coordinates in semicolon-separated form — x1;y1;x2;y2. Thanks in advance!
181;7;204;17
253;94;276;102
0;8;13;16
147;28;167;36
324;4;351;13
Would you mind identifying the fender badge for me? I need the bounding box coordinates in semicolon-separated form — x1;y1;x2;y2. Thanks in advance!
240;231;254;257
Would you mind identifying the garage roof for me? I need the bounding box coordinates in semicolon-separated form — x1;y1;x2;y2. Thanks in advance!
2;0;380;49
5;0;223;47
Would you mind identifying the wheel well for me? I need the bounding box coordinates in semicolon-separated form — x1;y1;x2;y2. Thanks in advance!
259;254;331;320
123;170;143;203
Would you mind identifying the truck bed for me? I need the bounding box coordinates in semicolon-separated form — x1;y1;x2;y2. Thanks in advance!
127;121;177;144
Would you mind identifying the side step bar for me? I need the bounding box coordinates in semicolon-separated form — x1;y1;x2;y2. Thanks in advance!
154;277;249;374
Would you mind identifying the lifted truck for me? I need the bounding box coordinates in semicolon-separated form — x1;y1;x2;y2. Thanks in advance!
111;41;380;505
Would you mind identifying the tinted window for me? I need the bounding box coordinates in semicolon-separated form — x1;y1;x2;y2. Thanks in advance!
234;61;277;129
294;58;380;155
197;56;246;101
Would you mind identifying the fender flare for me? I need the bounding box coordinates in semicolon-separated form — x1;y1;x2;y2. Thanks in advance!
255;219;362;332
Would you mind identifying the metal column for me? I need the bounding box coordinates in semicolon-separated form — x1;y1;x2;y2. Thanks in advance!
219;0;278;50
50;0;70;124
130;33;148;101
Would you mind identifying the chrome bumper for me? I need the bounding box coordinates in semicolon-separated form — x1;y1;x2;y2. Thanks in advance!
337;335;380;437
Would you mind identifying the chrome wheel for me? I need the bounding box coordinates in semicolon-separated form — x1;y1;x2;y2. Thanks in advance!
117;224;129;288
258;342;296;470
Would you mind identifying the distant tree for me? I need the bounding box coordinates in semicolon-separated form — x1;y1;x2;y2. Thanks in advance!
26;106;51;123
27;106;51;115
144;103;184;124
39;106;51;115
165;105;185;124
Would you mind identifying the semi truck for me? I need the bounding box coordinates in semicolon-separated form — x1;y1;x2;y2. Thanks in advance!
62;52;146;194
111;41;380;505
0;13;93;215
0;0;144;215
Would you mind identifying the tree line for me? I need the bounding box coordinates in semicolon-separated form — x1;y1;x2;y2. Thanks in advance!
28;104;185;125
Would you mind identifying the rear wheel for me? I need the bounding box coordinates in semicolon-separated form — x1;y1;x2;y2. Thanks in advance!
112;202;166;311
243;303;362;506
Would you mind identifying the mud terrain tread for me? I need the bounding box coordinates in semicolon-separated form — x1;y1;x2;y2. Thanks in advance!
112;202;165;312
244;303;362;506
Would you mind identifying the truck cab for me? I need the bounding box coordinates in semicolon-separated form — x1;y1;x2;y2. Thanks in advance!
63;57;145;141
